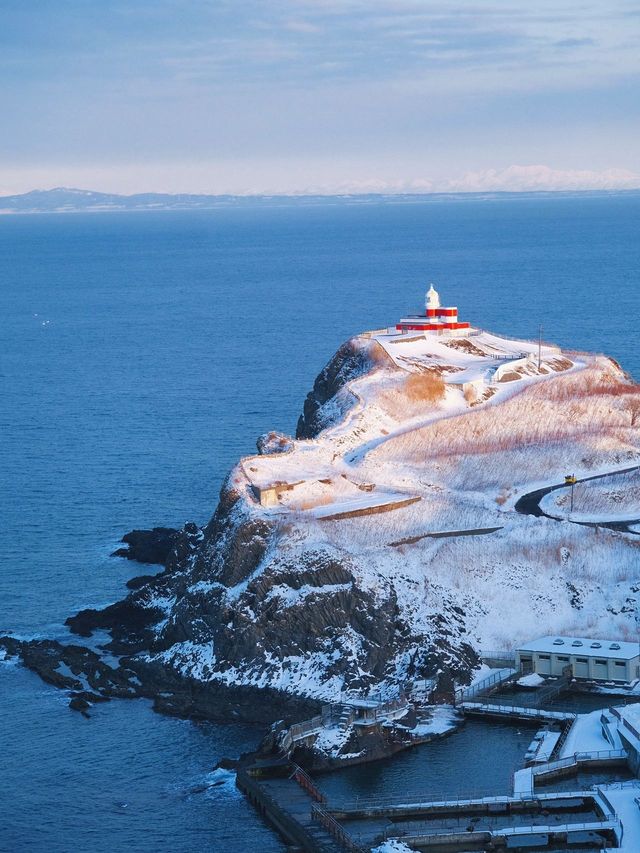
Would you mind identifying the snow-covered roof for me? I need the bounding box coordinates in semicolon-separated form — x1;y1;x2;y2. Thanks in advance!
518;635;640;660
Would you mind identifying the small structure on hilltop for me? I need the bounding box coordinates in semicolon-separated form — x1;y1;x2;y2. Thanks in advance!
516;635;640;683
396;283;472;334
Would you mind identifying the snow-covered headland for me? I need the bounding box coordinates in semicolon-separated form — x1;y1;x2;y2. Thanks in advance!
4;286;640;721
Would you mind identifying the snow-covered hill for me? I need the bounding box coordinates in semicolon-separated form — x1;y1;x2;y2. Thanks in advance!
64;322;640;713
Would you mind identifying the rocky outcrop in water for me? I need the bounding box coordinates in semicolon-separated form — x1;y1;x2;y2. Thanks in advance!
111;526;182;565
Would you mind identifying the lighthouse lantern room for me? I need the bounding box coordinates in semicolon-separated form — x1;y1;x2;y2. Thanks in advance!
396;284;471;335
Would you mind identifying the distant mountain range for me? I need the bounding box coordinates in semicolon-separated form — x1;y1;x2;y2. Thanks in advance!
0;186;638;214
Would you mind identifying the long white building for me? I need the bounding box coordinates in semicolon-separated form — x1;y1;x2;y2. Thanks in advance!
516;635;640;683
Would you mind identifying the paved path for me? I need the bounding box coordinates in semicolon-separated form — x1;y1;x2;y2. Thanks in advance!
514;465;640;533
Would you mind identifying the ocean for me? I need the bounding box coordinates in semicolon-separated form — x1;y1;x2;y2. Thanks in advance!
1;193;639;851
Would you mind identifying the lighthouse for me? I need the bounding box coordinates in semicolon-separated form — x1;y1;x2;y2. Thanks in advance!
426;284;440;316
396;284;470;334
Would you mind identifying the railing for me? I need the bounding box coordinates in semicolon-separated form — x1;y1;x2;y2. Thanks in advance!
533;671;572;705
311;804;366;853
532;748;627;780
486;352;530;361
389;818;621;845
279;694;412;753
474;328;562;353
480;649;516;660
461;701;576;721
407;677;435;700
456;667;518;704
327;788;595;814
290;764;326;804
609;705;640;740
236;768;320;852
551;717;574;758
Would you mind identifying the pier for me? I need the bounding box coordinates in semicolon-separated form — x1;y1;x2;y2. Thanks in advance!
236;761;361;852
320;790;621;851
237;673;640;851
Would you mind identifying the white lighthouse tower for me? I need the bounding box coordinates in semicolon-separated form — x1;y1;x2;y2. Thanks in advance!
396;283;470;334
425;284;440;316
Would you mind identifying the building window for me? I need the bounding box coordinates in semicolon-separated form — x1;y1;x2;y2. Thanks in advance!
595;659;607;666
614;661;626;667
557;656;569;662
576;658;588;664
538;654;550;660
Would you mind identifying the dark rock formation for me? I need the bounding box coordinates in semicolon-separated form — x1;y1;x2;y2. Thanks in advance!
4;336;480;727
111;526;181;565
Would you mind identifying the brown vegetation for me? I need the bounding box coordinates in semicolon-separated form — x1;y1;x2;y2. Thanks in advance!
463;384;478;405
404;372;445;403
442;339;487;357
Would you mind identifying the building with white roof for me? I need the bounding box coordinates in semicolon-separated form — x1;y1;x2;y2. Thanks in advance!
396;284;472;335
516;636;640;683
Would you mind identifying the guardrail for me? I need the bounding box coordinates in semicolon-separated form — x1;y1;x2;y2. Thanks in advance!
473;328;562;353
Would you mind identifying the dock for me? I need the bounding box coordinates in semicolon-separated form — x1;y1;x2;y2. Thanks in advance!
460;700;575;722
236;762;355;852
322;790;621;850
237;671;640;851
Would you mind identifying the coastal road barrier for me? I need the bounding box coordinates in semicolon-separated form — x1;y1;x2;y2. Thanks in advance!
473;328;562;354
514;463;640;532
388;526;504;547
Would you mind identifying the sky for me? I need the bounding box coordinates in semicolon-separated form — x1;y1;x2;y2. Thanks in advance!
1;0;639;195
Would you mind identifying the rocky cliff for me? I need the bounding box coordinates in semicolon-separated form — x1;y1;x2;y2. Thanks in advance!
4;327;640;721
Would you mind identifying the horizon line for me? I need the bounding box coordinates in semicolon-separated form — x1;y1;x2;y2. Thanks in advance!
3;185;640;201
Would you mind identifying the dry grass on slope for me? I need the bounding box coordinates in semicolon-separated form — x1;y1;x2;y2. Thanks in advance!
404;372;446;403
364;362;640;490
373;371;448;422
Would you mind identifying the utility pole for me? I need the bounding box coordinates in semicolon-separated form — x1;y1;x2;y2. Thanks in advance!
564;474;577;517
538;324;543;371
637;604;640;681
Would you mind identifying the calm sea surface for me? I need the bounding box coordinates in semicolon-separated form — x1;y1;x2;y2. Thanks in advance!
1;195;639;851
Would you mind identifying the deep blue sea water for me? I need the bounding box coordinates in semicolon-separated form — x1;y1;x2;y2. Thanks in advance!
1;194;639;851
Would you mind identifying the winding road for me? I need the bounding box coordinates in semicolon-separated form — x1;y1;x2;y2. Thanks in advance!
514;465;640;534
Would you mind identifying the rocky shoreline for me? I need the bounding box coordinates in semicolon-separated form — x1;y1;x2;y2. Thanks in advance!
0;520;461;775
1;525;325;725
